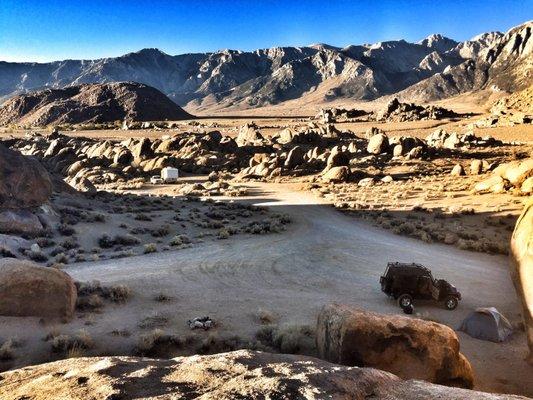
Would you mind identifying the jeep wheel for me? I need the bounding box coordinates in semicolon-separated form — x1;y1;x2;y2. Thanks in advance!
398;294;413;308
444;296;458;310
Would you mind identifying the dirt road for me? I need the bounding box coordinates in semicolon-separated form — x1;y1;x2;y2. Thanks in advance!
65;182;532;395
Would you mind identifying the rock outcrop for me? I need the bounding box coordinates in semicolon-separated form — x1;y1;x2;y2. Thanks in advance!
0;82;192;126
0;258;77;320
0;350;526;400
475;158;533;194
0;144;52;209
316;303;474;388
377;97;460;122
510;199;533;364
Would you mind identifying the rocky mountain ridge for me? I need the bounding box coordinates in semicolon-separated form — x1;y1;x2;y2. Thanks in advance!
0;21;531;112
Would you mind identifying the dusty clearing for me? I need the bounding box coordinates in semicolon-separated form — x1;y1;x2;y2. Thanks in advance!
0;180;531;396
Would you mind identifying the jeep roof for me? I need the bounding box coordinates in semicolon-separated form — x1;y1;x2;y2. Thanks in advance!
384;262;432;277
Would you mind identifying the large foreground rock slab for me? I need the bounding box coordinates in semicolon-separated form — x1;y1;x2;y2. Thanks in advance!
510;199;533;364
0;144;52;209
0;350;526;400
0;258;77;320
316;303;474;388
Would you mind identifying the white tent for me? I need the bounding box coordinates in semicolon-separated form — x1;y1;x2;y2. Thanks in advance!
458;307;513;342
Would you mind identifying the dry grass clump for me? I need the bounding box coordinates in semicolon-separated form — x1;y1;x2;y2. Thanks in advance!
195;333;259;355
76;280;132;308
0;246;17;258
50;330;94;355
76;293;104;311
254;309;276;325
138;313;170;329
169;235;191;246
144;243;157;254
135;329;183;357
98;233;140;248
218;228;230;239
255;323;315;355
57;224;76;236
28;250;48;262
153;292;173;302
0;338;21;361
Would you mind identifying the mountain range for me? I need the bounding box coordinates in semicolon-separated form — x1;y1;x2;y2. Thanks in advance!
0;21;531;113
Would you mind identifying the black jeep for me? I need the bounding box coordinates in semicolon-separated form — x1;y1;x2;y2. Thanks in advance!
379;262;461;310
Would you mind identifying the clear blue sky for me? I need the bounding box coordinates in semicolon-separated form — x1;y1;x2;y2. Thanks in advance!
1;0;532;62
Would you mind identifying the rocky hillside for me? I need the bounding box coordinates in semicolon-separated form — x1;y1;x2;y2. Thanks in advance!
0;21;531;111
0;350;527;400
0;82;192;126
396;21;532;102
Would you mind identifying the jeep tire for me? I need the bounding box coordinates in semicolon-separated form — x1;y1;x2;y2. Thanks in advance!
398;294;413;309
444;295;458;310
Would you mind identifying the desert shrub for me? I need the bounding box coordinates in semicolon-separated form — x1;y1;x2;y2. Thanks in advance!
57;224;76;236
51;330;94;354
97;234;114;249
98;233;140;249
169;234;191;246
76;293;104;311
36;237;55;248
60;238;78;250
88;213;106;223
153;293;173;302
76;281;132;305
54;253;69;264
0;339;16;361
138;313;169;329
135;213;152;221
144;243;157;254
195;333;255;355
0;247;16;258
218;228;230;239
28;250;48;262
392;222;415;235
114;234;141;246
135;329;183;357
254;309;276;325
150;225;170;238
110;329;131;337
255;324;315;355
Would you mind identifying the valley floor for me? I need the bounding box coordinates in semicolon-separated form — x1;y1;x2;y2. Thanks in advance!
1;181;531;396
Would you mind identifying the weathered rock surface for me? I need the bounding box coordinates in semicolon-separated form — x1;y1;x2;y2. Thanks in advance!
322;166;350;183
510;199;533;365
316;303;474;388
0;210;44;234
0;144;52;209
0;82;192;126
367;133;389;154
0;350;526;400
0;258;77;320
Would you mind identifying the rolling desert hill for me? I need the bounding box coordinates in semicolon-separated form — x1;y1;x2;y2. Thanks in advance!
0;21;531;114
0;82;192;126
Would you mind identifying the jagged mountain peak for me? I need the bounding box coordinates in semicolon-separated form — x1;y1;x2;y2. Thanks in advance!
418;33;458;52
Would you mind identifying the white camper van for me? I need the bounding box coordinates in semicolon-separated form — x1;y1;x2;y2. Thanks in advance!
161;167;179;183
